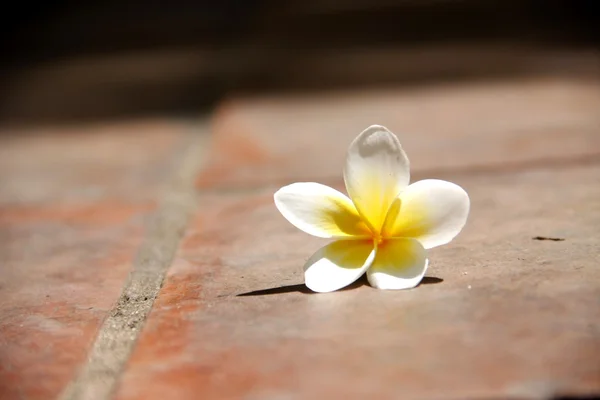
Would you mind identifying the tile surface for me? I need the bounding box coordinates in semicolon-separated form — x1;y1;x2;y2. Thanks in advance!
114;78;600;400
117;164;600;399
198;79;600;189
0;121;186;399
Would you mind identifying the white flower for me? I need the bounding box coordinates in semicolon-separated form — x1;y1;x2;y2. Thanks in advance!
274;125;470;292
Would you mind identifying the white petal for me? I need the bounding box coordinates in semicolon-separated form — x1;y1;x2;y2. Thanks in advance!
304;240;376;293
367;238;428;290
344;125;410;232
385;179;470;249
274;182;370;238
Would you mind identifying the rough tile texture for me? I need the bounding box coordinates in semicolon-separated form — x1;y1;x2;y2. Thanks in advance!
58;128;209;400
4;75;599;399
116;77;600;399
117;165;600;400
0;121;186;399
197;78;600;189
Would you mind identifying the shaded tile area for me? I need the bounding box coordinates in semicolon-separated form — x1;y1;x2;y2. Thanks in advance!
0;120;188;204
117;165;600;400
0;122;186;399
197;78;600;189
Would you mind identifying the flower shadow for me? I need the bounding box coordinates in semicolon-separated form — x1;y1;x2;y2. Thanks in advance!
236;275;443;297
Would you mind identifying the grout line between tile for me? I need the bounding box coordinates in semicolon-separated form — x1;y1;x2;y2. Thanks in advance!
58;123;209;400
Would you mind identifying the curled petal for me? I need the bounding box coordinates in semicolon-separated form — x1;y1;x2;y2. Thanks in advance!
274;182;371;238
304;240;376;293
366;238;428;290
385;179;470;249
344;125;410;232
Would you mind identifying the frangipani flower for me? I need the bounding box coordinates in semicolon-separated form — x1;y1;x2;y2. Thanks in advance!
274;125;470;293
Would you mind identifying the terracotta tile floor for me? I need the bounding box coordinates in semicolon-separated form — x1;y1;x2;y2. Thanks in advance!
0;122;188;399
1;77;599;400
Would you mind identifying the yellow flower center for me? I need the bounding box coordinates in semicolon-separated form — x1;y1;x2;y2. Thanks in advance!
366;197;402;246
373;231;384;246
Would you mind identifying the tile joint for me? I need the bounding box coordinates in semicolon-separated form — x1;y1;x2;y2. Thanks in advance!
59;123;209;400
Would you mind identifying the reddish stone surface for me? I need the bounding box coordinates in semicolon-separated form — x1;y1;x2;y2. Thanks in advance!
0;120;186;204
197;79;600;189
0;122;184;399
117;165;600;399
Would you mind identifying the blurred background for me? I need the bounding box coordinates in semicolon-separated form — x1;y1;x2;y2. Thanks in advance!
1;0;598;125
